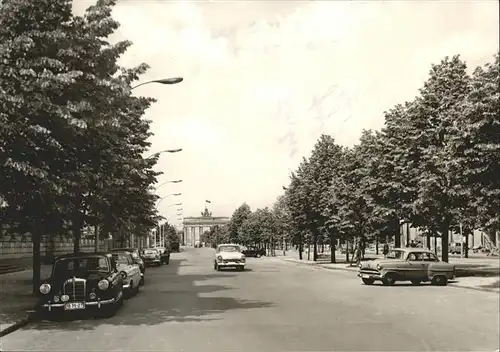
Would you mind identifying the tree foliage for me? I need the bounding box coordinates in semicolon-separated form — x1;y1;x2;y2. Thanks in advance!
0;0;162;292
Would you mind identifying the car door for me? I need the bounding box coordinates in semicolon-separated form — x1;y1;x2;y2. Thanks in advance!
126;254;141;288
421;252;439;277
405;252;426;280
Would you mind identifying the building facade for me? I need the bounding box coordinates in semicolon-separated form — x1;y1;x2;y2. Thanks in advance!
182;207;229;246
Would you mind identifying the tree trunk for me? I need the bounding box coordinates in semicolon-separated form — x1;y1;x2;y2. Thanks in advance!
426;233;431;249
330;233;336;264
94;225;99;252
73;221;81;253
345;239;350;262
375;236;379;255
434;234;438;255
441;224;450;262
394;218;401;248
307;242;311;260
298;243;303;260
313;234;318;261
32;229;41;295
464;231;469;258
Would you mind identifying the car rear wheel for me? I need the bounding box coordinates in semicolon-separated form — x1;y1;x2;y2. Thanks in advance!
382;273;397;286
256;254;261;258
362;278;374;285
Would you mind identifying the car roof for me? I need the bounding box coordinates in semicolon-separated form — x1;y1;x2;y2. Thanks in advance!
217;243;240;247
55;252;111;260
111;248;138;251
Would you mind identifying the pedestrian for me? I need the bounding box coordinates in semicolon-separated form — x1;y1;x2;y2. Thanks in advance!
382;242;389;258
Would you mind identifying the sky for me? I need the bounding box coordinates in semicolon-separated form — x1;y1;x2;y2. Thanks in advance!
73;0;499;227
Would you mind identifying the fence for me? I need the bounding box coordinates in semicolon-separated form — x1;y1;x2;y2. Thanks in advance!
0;234;109;260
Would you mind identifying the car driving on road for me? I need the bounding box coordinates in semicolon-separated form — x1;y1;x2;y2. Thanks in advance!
358;248;455;286
214;244;246;271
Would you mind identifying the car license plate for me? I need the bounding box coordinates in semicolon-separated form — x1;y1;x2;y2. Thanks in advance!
64;302;85;310
362;274;370;279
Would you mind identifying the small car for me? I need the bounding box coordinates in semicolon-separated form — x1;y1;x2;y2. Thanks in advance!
214;244;246;271
153;246;170;265
241;246;266;258
142;248;161;267
38;252;125;317
110;251;142;296
111;248;145;285
358;248;455;286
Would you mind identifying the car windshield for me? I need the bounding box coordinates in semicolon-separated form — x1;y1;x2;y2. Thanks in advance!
386;250;405;259
112;253;130;265
144;249;157;255
219;245;240;252
54;257;109;276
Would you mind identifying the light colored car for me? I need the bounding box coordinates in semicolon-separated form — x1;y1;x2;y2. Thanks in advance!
111;251;142;296
358;248;455;286
214;244;246;271
142;248;161;267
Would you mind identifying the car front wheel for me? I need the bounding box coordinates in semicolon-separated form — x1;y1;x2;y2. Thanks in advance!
362;278;374;285
382;273;397;286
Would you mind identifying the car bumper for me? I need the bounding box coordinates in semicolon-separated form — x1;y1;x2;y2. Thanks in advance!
358;272;382;280
217;262;245;267
144;259;161;265
40;298;116;311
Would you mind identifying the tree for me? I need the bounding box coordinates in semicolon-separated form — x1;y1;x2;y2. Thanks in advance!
301;135;344;261
0;0;84;293
272;194;292;252
408;56;471;262
447;54;500;245
227;203;251;244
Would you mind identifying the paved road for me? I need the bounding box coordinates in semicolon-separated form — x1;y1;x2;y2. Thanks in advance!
1;248;499;351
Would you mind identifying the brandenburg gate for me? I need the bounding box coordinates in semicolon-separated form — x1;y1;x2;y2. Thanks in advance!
182;207;229;246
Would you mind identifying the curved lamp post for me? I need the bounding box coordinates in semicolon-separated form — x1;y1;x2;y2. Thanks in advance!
131;77;183;90
145;149;183;160
157;180;183;189
157;193;181;207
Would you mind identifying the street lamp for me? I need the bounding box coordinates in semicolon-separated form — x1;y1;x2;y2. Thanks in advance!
177;208;183;211
131;77;183;90
157;180;183;189
157;193;182;207
145;149;183;160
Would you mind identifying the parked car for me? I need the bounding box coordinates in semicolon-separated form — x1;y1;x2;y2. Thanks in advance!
154;246;170;264
358;248;455;286
241;246;266;258
449;242;462;254
110;248;145;285
171;242;180;252
110;251;142;297
214;244;246;271
38;252;124;317
142;248;161;267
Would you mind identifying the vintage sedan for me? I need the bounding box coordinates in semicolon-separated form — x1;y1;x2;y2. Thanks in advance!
241;246;266;258
358;248;455;286
111;248;145;285
111;251;142;296
214;244;246;271
38;252;124;317
153;246;170;265
142;248;161;267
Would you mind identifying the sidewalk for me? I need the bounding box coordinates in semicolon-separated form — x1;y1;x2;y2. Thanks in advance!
276;251;500;293
0;265;52;333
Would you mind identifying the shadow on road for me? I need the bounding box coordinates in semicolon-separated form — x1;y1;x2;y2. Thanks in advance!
25;256;273;331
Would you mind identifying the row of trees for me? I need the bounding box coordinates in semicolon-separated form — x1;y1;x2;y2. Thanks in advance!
158;222;180;249
0;0;162;292
211;53;499;264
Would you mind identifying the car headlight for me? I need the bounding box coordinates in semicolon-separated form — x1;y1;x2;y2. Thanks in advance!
358;263;362;268
376;264;382;271
120;271;127;279
217;255;222;261
98;279;109;290
39;283;51;295
61;295;69;302
53;296;60;302
241;256;246;262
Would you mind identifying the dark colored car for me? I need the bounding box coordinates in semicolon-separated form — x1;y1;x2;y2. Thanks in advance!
111;248;145;285
241;246;266;258
171;242;180;252
154;247;170;264
141;248;161;267
38;252;125;317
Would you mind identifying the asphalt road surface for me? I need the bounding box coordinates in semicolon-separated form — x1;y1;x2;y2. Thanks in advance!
1;248;499;351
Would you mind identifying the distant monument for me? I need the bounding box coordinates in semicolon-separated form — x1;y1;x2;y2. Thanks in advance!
182;205;229;246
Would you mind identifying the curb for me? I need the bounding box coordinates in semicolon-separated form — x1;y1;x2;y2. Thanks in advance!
0;310;36;339
279;257;500;293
